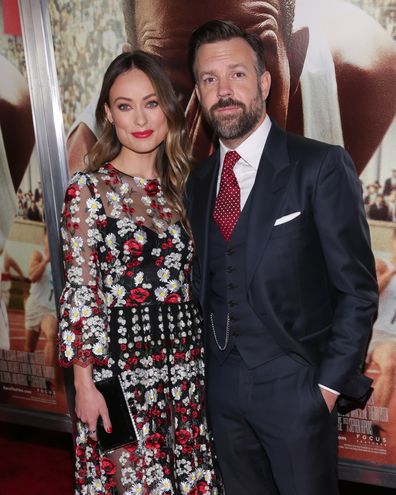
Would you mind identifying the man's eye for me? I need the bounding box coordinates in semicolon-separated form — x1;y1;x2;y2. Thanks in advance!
234;72;245;78
203;76;215;84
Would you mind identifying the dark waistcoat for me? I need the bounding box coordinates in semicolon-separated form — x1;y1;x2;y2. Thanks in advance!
208;194;283;367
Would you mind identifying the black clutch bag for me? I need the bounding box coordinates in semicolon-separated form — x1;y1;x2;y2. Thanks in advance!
95;375;139;452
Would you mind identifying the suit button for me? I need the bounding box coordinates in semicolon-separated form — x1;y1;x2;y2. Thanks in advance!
226;266;235;273
226;248;235;255
227;283;237;290
228;300;237;307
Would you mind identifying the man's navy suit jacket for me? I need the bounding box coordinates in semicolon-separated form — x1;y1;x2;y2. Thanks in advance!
187;122;378;404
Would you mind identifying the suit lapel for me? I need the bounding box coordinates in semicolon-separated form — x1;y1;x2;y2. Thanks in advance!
246;124;296;285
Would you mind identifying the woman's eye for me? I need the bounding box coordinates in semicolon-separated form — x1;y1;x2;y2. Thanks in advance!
146;100;159;108
118;103;131;111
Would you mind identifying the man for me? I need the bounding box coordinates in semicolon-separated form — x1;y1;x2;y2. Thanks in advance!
383;169;396;198
24;229;59;390
67;0;396;173
187;20;378;495
367;194;389;222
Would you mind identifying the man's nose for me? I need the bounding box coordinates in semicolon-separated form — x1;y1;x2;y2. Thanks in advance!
217;77;233;98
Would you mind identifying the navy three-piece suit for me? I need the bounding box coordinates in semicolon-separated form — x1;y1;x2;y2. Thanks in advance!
187;122;378;495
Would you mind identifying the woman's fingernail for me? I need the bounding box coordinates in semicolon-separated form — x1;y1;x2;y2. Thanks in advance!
107;427;112;433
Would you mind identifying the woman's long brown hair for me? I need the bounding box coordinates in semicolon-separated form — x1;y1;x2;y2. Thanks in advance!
86;50;192;226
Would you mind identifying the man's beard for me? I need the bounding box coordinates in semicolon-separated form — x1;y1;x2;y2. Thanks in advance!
204;88;265;141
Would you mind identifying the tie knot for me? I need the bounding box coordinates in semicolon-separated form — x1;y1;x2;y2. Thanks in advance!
223;151;240;173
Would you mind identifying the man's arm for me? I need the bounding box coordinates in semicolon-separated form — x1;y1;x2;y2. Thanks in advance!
28;250;49;283
312;146;378;396
4;252;25;280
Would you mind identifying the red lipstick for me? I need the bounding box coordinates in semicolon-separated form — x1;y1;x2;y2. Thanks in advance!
131;130;153;138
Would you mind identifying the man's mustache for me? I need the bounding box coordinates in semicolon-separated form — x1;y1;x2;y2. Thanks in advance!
210;98;246;113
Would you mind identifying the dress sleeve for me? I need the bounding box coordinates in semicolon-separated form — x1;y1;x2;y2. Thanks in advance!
58;173;109;367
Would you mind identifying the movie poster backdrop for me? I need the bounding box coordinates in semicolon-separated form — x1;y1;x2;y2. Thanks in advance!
0;0;68;417
47;0;396;483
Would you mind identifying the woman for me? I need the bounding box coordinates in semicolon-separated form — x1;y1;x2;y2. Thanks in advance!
59;51;222;494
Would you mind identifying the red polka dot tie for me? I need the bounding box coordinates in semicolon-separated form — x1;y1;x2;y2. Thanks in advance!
213;150;241;241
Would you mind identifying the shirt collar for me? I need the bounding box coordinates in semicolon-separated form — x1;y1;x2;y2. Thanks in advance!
219;115;272;170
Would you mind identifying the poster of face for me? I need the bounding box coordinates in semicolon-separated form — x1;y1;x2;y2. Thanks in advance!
47;0;396;471
0;1;68;414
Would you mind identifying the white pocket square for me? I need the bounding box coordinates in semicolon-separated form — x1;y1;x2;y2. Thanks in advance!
274;211;301;226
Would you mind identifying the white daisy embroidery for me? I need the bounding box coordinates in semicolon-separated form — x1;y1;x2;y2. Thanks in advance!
70;307;80;323
63;330;75;344
70;236;83;251
64;347;74;360
168;279;180;291
92;342;105;356
154;286;168;301
157;268;170;282
106;191;120;204
86;197;100;212
134;230;147;244
111;285;126;299
105;233;116;248
81;306;92;318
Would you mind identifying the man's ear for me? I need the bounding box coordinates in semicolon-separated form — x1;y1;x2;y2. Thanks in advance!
260;71;271;101
104;103;113;125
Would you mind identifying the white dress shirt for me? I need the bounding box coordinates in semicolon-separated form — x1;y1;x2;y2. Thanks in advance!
216;115;339;399
217;116;272;210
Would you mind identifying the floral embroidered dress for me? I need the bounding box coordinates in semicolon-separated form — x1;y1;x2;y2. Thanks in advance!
59;163;222;495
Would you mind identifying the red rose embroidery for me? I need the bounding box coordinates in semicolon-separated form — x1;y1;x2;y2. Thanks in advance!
165;293;181;304
76;445;85;458
101;457;116;475
198;481;209;493
123;239;144;257
175;429;191;445
145;432;164;450
144;181;160;197
192;424;200;438
130;288;150;303
66;184;78;199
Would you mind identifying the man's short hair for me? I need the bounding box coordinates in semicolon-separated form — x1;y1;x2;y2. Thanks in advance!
190;20;266;77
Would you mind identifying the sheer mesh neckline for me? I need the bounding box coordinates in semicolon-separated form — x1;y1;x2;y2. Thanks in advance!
106;162;160;182
91;162;179;234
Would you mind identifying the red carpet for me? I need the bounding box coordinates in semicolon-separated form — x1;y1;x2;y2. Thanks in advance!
0;422;74;495
0;421;394;494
